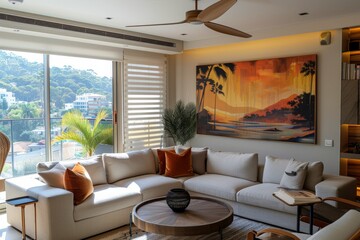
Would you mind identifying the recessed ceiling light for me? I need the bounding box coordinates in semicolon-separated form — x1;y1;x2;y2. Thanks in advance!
106;17;112;20
299;12;309;16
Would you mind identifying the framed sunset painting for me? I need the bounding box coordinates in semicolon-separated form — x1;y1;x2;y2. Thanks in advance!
196;54;317;144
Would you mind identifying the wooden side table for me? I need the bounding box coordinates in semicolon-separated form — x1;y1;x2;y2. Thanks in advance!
273;193;321;234
6;196;38;240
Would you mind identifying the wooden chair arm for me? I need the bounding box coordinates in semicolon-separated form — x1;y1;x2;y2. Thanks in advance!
322;197;360;208
350;229;360;240
246;228;301;240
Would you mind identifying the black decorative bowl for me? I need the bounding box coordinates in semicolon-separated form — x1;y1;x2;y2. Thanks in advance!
166;188;190;212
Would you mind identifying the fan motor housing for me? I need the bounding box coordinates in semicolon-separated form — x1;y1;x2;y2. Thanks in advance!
186;10;202;24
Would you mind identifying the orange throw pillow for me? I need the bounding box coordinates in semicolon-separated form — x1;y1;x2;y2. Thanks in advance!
157;149;176;175
64;163;94;205
164;148;193;178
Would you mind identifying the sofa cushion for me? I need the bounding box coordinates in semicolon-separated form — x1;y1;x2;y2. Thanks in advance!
184;174;258;201
37;163;66;188
280;159;309;190
236;183;296;214
176;146;207;175
307;209;360;240
37;155;107;186
207;150;258;181
165;148;193;177
64;163;94;205
74;184;142;221
157;148;176;175
103;149;156;183
113;174;183;200
304;161;324;191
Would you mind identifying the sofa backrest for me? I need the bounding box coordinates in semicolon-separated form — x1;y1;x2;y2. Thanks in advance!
206;150;258;182
36;155;107;186
262;155;324;191
103;148;156;183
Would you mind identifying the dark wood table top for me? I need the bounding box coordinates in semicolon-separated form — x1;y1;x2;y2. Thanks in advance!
132;196;233;236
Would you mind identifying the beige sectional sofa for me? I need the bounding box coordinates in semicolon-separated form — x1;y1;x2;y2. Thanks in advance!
5;147;357;240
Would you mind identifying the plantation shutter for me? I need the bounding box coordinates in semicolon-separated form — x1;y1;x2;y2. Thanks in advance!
123;51;167;152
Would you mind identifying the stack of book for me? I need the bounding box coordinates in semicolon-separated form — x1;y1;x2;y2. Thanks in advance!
273;189;321;205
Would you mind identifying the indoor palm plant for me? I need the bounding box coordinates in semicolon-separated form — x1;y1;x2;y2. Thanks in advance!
162;100;197;145
52;109;113;157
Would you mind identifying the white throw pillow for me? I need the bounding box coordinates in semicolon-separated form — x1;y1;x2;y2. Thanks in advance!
207;150;258;181
263;156;293;184
38;163;66;188
304;161;324;191
280;159;309;190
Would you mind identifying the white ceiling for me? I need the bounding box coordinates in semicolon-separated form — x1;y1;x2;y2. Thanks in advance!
0;0;360;50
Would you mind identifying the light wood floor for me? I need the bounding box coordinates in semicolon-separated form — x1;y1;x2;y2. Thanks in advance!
0;212;29;240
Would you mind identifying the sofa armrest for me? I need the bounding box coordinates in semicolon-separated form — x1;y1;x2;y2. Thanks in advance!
315;174;357;207
6;174;75;240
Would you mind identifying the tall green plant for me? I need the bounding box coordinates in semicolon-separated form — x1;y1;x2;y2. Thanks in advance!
162;101;196;145
52;109;113;157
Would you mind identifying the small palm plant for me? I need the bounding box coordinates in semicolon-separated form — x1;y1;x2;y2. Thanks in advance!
162;100;197;145
52;109;113;157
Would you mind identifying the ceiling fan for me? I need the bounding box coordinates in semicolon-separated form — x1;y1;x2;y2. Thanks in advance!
126;0;252;38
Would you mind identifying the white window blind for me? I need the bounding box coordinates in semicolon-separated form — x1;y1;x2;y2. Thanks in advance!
123;54;167;152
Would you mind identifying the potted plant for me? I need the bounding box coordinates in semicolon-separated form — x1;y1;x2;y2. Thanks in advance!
162;100;196;146
52;109;113;157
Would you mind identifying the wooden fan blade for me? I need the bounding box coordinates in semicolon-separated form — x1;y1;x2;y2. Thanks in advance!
205;22;252;38
198;0;237;22
126;20;187;27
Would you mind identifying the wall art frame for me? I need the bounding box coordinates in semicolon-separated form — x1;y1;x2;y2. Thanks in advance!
196;54;317;144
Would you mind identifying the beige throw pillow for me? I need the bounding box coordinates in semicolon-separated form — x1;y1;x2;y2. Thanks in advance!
38;163;66;188
304;161;324;191
280;159;309;190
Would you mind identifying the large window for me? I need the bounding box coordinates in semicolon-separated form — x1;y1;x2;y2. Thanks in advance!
0;50;113;178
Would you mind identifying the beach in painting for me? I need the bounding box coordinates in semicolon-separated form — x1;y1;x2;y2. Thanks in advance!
196;54;316;143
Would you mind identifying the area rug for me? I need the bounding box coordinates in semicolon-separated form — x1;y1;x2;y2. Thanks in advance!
87;216;270;240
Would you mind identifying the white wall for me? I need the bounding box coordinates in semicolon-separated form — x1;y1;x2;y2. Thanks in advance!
175;30;342;174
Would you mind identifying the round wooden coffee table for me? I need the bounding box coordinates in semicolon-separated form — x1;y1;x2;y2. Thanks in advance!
131;196;233;238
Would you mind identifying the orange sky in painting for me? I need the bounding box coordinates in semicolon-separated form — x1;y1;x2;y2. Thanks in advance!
200;54;316;114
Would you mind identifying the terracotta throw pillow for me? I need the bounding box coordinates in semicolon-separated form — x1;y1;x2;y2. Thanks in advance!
164;148;193;178
64;162;94;205
157;149;176;175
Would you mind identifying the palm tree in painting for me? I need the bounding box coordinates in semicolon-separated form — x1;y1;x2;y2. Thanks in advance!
196;75;214;111
300;60;316;130
210;82;225;130
196;63;235;112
